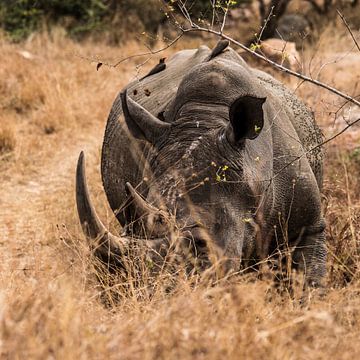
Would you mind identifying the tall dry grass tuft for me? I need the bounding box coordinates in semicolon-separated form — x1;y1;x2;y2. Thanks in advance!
0;123;16;157
1;22;360;358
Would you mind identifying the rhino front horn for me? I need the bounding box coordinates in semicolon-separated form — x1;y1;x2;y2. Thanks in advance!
120;90;171;144
76;151;128;265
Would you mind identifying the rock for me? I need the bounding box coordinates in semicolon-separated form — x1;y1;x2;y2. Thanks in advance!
260;38;301;71
275;14;311;45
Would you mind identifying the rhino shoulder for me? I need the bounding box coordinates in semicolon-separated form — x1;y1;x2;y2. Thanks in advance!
253;68;324;187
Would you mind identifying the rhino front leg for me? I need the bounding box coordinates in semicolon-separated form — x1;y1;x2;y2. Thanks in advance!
292;219;327;287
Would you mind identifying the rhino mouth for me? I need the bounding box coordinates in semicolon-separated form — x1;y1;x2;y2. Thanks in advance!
76;152;214;269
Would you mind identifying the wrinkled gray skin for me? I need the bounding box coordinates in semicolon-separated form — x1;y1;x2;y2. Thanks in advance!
77;44;326;286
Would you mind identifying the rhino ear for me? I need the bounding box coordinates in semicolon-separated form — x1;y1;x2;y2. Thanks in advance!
226;96;266;145
120;90;171;144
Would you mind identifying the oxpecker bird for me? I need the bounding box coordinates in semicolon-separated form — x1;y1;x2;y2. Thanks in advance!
208;39;230;60
140;58;166;80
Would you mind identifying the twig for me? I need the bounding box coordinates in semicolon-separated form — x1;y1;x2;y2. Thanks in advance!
337;10;360;53
333;93;360;126
75;33;184;69
256;6;274;46
270;116;360;180
342;159;358;255
315;47;357;81
133;57;152;80
327;245;357;277
177;0;195;28
220;1;231;34
210;0;216;29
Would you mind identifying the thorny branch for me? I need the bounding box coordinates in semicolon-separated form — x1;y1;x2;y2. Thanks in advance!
76;32;184;69
170;17;360;179
179;27;360;107
85;3;360;173
179;7;359;182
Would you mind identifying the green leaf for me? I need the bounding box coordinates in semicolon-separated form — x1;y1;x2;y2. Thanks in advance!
254;125;261;134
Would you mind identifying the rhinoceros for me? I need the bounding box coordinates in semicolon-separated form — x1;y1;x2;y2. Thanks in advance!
76;41;326;286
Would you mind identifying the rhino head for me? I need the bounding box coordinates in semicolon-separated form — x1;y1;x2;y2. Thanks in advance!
121;88;267;260
76;61;268;272
76;42;327;288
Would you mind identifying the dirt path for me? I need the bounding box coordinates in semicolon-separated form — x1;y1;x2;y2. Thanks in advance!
0;129;102;270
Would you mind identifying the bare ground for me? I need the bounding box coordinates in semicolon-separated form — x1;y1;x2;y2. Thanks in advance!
0;130;100;271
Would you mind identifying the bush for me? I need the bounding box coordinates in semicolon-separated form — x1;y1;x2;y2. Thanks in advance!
0;0;163;42
0;0;249;42
167;0;245;22
104;0;165;43
0;0;44;41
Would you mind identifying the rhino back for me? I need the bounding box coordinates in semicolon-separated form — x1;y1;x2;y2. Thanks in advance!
101;46;211;225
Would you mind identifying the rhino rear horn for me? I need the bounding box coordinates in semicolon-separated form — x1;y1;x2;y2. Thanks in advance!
76;151;128;264
125;182;160;217
226;96;266;145
120;90;171;144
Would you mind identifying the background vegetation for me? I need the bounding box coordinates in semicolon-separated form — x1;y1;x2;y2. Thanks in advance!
1;0;358;45
1;0;360;358
0;0;167;41
0;0;247;42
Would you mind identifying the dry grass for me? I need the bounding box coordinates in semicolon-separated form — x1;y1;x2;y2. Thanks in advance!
0;123;16;156
1;23;360;359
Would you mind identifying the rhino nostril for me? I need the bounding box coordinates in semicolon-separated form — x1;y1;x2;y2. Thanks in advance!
182;225;209;248
193;238;207;249
156;214;165;225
